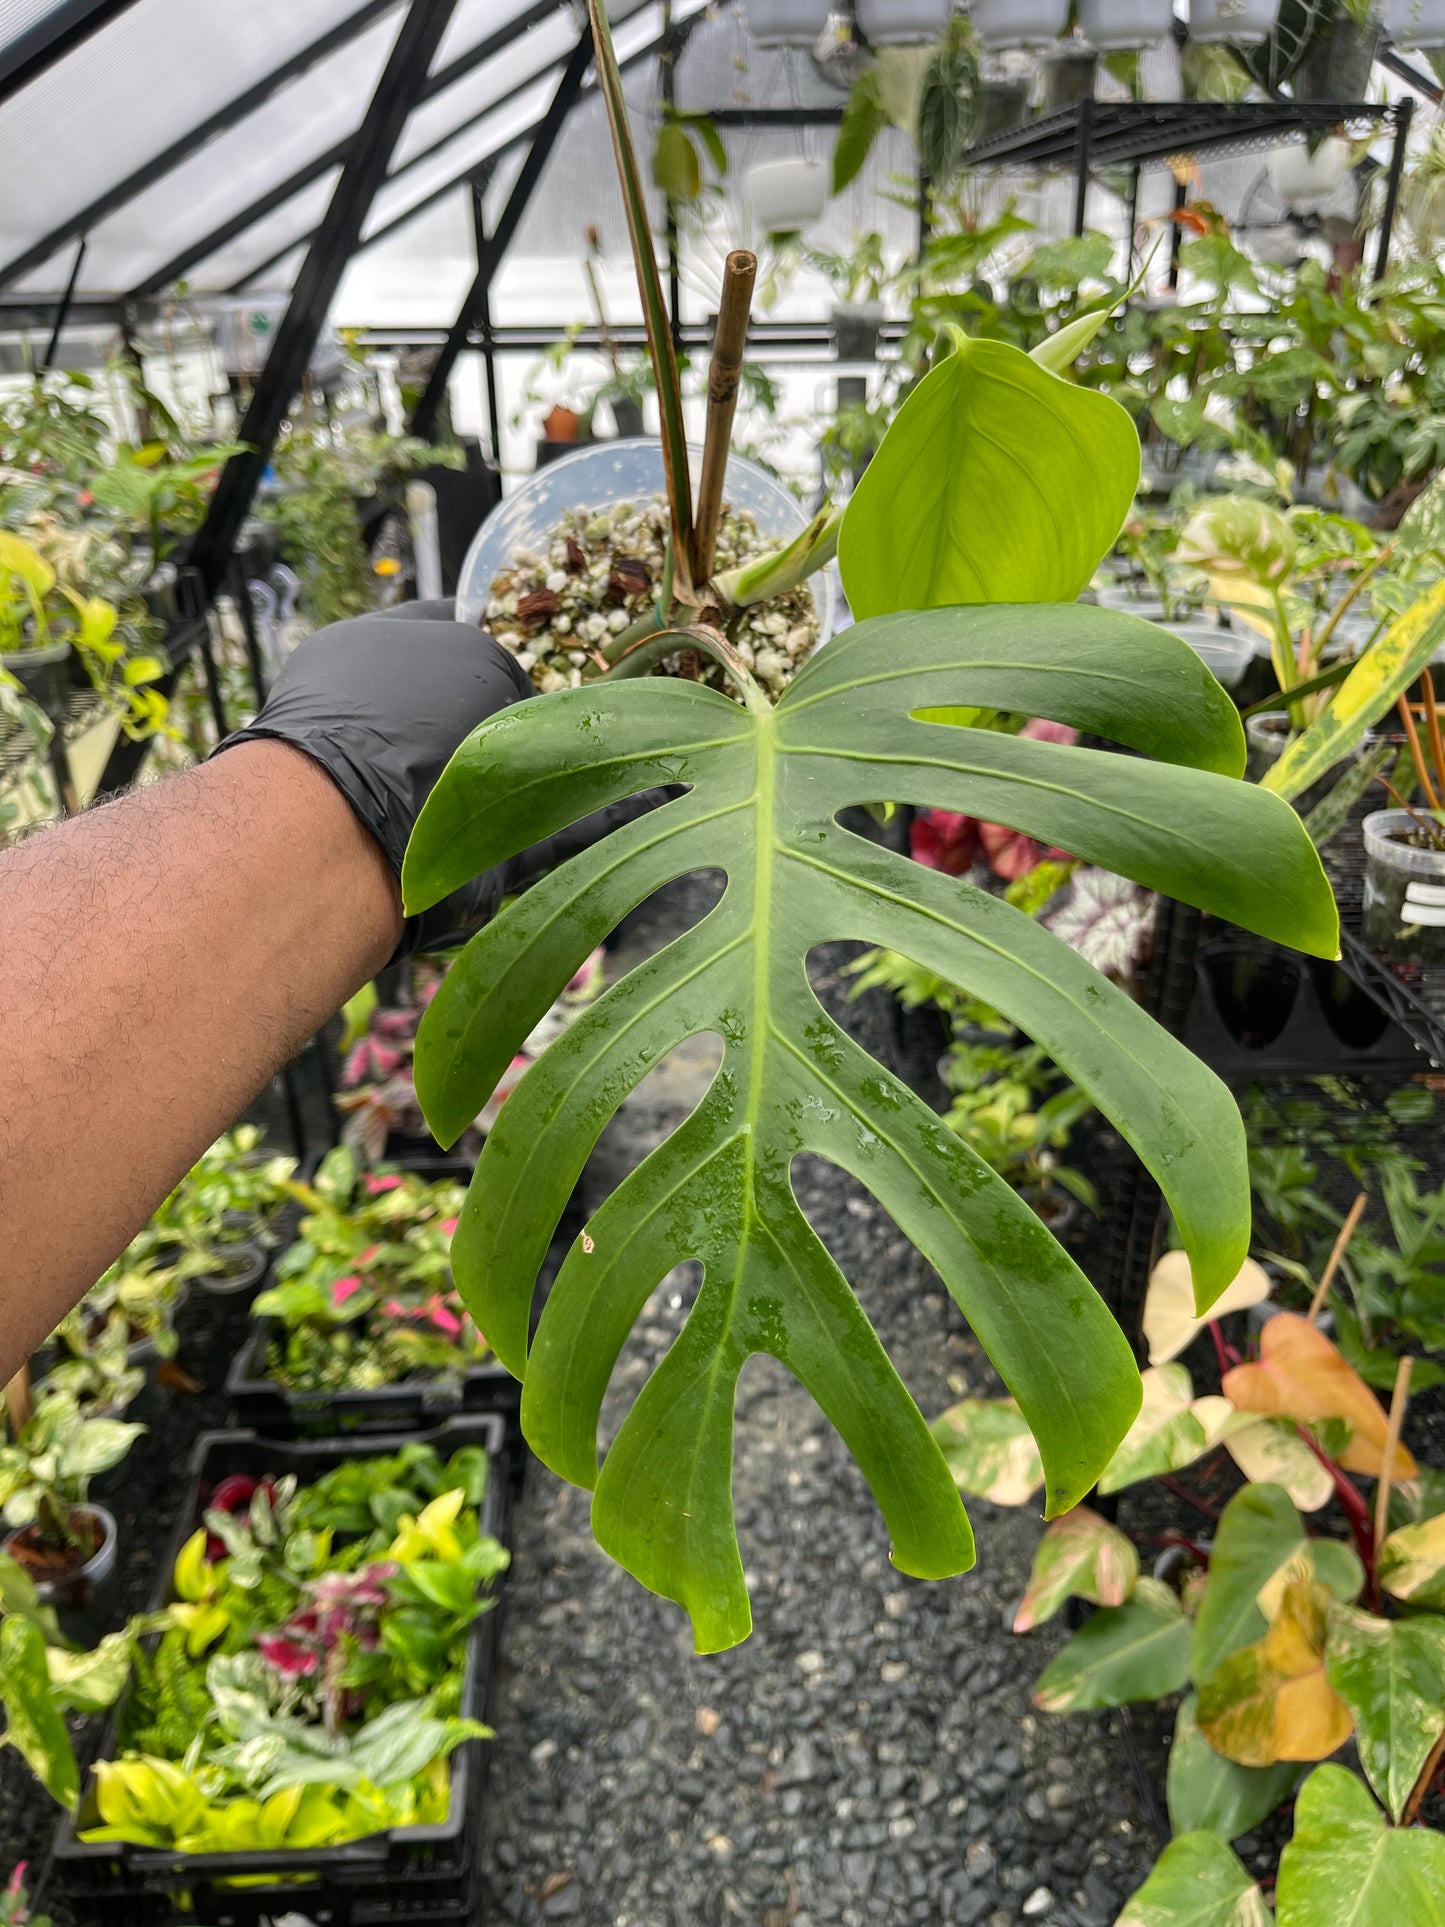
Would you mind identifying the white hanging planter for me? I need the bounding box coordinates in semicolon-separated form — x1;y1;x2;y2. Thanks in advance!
970;0;1072;50
1188;0;1281;44
855;0;955;43
745;158;830;234
1384;0;1445;47
740;0;833;45
1266;136;1350;209
1078;0;1178;48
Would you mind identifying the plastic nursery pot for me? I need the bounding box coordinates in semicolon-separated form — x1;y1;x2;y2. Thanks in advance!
1;641;72;720
972;0;1071;50
1292;13;1380;96
1362;808;1445;965
1308;957;1392;1049
1188;0;1280;43
609;396;646;438
855;0;955;42
1041;43;1100;110
742;0;832;45
196;1236;269;1298
1245;711;1377;814
1078;0;1178;47
976;73;1032;138
1020;1189;1080;1238
831;300;885;362
1163;619;1254;692
1199;936;1301;1049
745;156;829;234
1384;0;1445;48
4;1504;119;1640
456;437;835;639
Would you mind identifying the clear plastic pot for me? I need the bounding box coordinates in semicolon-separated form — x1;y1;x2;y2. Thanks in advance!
4;1503;119;1643
1362;808;1445;964
1189;0;1280;43
456;438;834;642
971;0;1071;50
1164;619;1253;692
1078;0;1177;47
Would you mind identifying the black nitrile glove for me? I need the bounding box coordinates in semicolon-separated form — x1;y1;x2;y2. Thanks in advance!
218;601;669;955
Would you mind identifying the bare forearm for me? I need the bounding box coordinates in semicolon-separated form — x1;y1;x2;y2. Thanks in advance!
0;742;401;1372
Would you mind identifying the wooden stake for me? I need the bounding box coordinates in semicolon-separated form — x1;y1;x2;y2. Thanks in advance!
1308;1191;1368;1322
691;249;757;588
1397;692;1443;813
3;1364;32;1434
1375;1353;1412;1557
1422;672;1445;804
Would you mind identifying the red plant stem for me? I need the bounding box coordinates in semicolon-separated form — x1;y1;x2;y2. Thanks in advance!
1208;1319;1240;1381
1159;1476;1221;1524
1155;1531;1213;1562
1297;1425;1377;1598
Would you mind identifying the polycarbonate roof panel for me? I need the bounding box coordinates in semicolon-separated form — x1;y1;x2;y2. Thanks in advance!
0;0;395;279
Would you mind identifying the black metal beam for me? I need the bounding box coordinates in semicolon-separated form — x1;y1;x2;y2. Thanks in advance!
0;0;400;295
187;0;465;600
124;0;563;302
346;21;665;261
470;177;504;464
1375;94;1415;281
229;9;575;295
0;0;138;106
708;106;843;125
1379;44;1444;103
40;236;87;371
410;23;593;440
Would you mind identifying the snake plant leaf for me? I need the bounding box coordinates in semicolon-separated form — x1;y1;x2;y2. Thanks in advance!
1276;1765;1445;1927
1325;1606;1445;1822
1118;1830;1273;1927
405;608;1338;1652
1262;577;1445;803
1013;1505;1139;1631
1033;1577;1192;1713
1168;1694;1304;1843
836;334;1141;618
586;0;692;567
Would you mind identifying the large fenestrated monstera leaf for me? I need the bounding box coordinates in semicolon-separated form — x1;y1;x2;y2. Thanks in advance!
403;604;1338;1653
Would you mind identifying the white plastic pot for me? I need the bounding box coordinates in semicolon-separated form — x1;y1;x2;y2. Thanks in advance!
1266;136;1349;210
1188;0;1281;44
970;0;1071;48
741;0;833;46
1078;0;1178;48
855;0;954;42
1384;0;1445;46
745;157;829;234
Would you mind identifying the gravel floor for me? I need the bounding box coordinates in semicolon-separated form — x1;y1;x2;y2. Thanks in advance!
476;876;1162;1927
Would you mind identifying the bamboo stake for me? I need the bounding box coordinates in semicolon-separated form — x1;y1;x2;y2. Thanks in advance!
3;1364;32;1434
1375;1354;1412;1557
691;249;757;588
1308;1191;1368;1322
582;225;623;384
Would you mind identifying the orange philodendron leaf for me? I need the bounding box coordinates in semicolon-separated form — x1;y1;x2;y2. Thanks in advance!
1013;1505;1140;1633
1221;1313;1418;1480
1197;1578;1355;1769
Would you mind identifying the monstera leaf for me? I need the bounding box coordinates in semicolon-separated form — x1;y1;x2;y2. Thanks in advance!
404;603;1336;1651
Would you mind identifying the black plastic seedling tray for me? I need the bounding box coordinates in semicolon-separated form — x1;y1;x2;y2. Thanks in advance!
51;1415;509;1926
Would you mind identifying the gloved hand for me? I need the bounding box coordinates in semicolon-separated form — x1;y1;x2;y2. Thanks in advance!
219;601;667;955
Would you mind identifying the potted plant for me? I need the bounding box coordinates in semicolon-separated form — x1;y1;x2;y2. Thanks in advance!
741;0;832;45
1079;0;1179;47
1189;0;1283;41
808;235;890;361
401;0;1340;1657
971;0;1072;49
1041;33;1101;108
50;1430;504;1894
157;1125;297;1295
29;1320;144;1421
57;1229;186;1365
0;531;109;721
855;0;955;41
831;15;980;192
0;1391;142;1619
1292;0;1381;95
